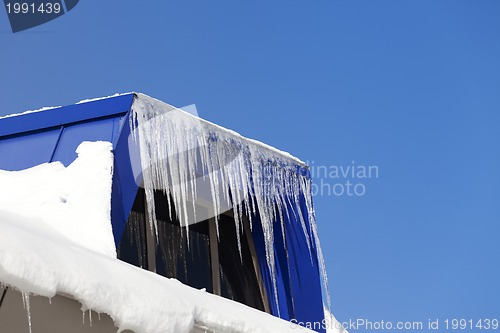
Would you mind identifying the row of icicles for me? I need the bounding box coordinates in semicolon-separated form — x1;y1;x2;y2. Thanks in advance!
131;95;331;313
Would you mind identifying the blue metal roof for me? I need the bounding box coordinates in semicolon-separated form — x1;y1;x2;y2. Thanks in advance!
0;94;135;138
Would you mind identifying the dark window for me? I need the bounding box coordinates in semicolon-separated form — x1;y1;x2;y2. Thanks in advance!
217;213;266;311
153;189;213;293
117;190;148;269
117;188;268;312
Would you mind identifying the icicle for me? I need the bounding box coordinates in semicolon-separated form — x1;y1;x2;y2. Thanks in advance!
311;217;331;311
130;94;331;310
21;292;32;333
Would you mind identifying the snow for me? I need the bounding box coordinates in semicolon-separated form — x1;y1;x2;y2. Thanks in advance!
324;308;348;333
0;210;318;333
130;94;329;312
0;156;314;333
76;92;132;104
0;139;316;333
0;106;61;119
0;92;131;120
0;141;116;258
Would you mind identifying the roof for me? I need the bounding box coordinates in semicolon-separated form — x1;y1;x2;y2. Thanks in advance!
0;93;328;332
0;94;134;138
0;93;306;166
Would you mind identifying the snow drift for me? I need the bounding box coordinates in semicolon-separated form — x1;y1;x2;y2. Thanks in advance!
0;141;316;333
0;141;116;257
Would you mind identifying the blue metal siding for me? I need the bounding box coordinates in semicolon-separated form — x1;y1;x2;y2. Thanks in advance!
285;197;326;332
0;94;135;138
51;117;118;166
0;128;62;170
0;94;137;246
251;202;326;332
110;115;141;245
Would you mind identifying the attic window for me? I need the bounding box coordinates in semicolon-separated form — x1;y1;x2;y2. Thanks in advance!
118;188;269;312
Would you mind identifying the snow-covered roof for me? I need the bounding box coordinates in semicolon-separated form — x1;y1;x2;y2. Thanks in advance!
0;92;305;166
0;93;335;333
0;141;315;333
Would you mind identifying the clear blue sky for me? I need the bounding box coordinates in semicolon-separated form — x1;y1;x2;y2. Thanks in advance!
1;1;499;332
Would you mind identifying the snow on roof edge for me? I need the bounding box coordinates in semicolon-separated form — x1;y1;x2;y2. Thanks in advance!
0;105;62;120
0;92;133;120
0;208;315;333
0;92;308;167
134;93;308;167
76;92;134;104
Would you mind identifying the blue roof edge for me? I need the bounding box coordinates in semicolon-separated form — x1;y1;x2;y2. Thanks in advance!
0;93;136;138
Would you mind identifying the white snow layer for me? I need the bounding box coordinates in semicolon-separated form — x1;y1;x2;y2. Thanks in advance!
0;141;314;333
130;94;330;310
0;141;116;257
0;92;130;119
0;106;61;119
76;92;132;104
0;210;314;332
324;308;347;333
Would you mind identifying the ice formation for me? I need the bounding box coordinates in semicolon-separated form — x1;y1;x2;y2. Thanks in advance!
130;94;330;311
22;292;32;333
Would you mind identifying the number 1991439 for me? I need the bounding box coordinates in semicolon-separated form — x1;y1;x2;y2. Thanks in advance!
5;2;61;14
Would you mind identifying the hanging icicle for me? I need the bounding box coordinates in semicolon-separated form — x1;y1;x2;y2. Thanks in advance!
130;93;330;311
21;292;32;333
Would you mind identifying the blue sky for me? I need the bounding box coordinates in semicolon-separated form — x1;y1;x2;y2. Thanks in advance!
1;1;499;332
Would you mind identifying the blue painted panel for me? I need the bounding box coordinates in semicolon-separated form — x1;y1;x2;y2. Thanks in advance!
51;118;117;166
251;214;294;319
0;94;134;138
111;115;141;245
250;215;279;316
0;128;62;170
252;198;326;330
111;116;127;146
274;222;295;319
285;196;326;333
